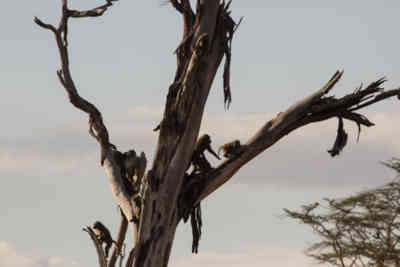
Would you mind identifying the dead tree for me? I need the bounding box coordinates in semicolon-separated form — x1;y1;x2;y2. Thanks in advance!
34;1;400;267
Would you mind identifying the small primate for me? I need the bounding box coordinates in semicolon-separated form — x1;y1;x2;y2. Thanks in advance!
123;150;138;181
93;221;116;258
113;149;136;179
112;149;137;195
190;134;220;173
218;140;243;158
113;149;148;194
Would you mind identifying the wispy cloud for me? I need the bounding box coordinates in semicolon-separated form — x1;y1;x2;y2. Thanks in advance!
171;246;315;267
0;242;82;267
1;107;398;189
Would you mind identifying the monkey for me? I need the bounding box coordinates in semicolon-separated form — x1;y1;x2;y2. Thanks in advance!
190;134;220;174
93;221;116;258
124;151;147;192
112;149;148;195
112;149;137;195
218;140;244;158
123;150;138;181
113;149;136;178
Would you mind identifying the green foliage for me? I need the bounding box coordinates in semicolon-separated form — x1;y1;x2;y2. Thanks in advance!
285;159;400;267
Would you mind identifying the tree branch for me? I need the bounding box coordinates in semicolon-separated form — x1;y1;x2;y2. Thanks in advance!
34;1;117;164
68;0;118;18
169;0;195;31
189;71;400;204
35;0;139;248
108;210;128;267
84;226;108;267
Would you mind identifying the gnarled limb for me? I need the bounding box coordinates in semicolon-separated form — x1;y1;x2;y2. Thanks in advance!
184;71;400;205
34;0;139;248
84;227;108;267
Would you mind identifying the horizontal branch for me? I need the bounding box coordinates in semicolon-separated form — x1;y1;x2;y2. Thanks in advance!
190;71;400;204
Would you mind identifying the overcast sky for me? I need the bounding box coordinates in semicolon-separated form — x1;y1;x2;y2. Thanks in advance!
1;1;400;267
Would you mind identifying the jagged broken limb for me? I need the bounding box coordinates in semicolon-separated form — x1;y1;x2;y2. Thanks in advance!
188;71;400;206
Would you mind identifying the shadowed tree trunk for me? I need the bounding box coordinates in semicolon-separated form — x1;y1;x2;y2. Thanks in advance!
34;1;400;267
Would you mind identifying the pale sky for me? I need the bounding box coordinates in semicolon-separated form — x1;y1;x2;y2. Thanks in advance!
1;1;400;267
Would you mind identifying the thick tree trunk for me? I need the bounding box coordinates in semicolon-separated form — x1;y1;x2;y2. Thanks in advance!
133;1;232;266
135;28;224;267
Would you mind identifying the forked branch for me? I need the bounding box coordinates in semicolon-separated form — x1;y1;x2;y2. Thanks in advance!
34;0;139;252
34;0;117;164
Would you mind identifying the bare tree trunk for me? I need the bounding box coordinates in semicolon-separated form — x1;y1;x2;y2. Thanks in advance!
133;1;237;265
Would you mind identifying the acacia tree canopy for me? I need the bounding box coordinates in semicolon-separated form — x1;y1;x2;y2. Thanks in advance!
285;158;400;267
34;1;400;267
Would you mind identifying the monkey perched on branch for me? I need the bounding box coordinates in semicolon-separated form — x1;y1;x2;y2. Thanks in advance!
93;221;117;258
218;140;244;158
190;134;220;174
112;149;147;194
113;149;136;194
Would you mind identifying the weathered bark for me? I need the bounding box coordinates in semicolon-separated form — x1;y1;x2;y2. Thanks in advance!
134;2;237;266
35;1;400;267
